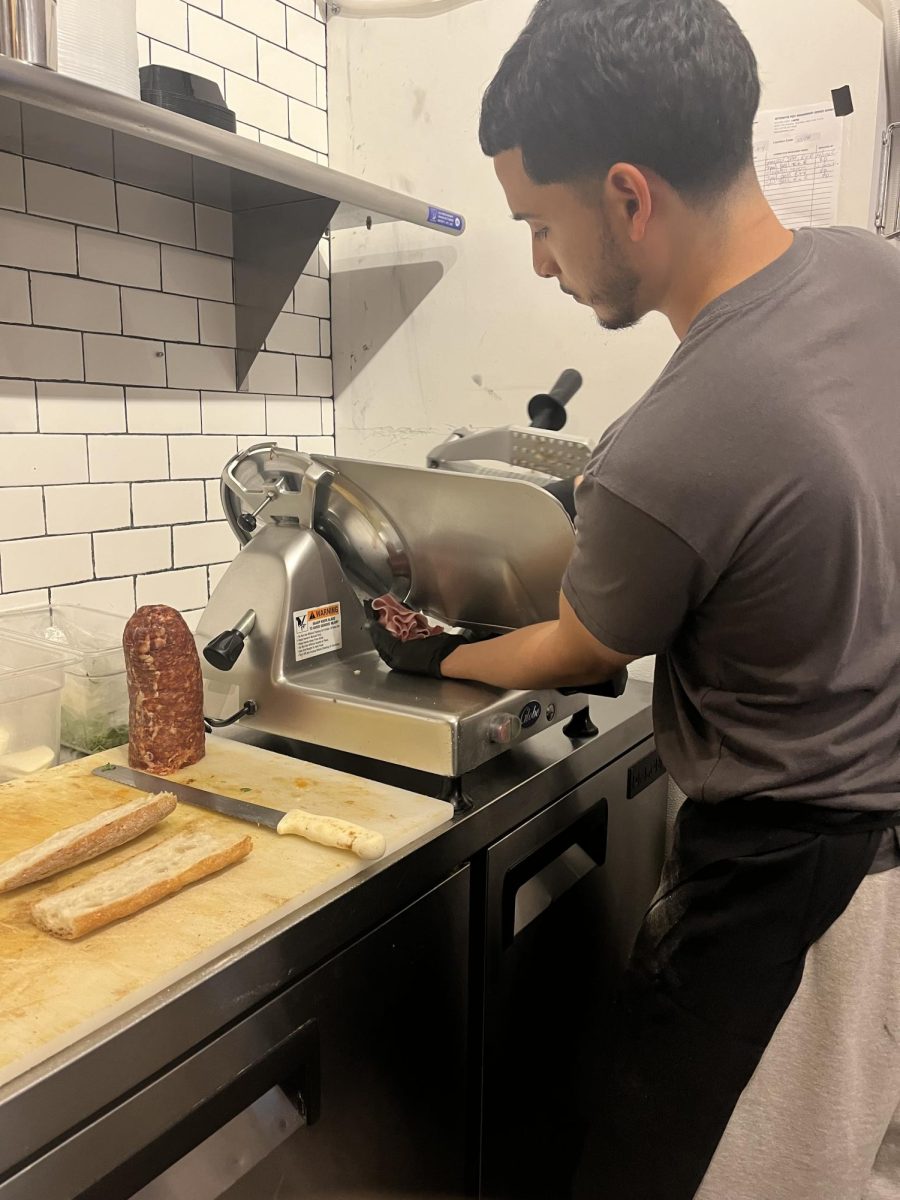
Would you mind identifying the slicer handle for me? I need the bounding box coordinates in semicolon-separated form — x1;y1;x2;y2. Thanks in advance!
204;629;246;671
558;668;629;700
203;610;256;673
548;368;583;405
528;369;583;431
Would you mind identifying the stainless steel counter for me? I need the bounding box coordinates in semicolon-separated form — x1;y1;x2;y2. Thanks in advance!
0;683;660;1199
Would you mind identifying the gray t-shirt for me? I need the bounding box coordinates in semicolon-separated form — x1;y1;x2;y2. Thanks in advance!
563;226;900;812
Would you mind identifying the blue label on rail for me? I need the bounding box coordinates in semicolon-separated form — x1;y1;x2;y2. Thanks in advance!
428;207;465;232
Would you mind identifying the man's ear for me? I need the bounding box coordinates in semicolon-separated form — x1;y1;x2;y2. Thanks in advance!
606;163;652;242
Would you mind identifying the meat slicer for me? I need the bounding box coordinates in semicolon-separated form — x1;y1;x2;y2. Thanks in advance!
197;371;612;782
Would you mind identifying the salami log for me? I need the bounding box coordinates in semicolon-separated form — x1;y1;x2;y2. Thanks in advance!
124;605;205;775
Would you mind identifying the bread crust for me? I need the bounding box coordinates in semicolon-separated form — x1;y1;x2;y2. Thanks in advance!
31;829;252;939
0;793;177;893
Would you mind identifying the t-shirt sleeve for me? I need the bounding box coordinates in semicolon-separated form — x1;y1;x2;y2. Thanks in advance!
561;475;718;656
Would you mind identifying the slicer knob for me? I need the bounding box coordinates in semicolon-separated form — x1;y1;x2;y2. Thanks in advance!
204;630;246;672
488;714;522;745
203;610;256;673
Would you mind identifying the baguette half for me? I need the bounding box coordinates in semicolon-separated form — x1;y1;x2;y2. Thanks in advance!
31;828;252;939
0;792;177;894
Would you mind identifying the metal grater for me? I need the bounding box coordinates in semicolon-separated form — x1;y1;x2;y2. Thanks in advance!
427;426;591;479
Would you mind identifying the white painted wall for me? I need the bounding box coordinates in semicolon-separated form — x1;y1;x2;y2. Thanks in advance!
327;0;884;465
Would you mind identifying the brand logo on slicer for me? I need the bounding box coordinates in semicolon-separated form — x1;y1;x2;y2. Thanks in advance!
519;701;542;729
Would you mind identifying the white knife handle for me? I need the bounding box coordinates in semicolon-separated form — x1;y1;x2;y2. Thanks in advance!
276;809;387;860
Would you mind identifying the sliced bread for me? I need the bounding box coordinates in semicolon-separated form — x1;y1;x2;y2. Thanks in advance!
31;828;252;939
0;792;177;894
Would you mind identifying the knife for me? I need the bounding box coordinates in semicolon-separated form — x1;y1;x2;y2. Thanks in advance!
92;764;387;860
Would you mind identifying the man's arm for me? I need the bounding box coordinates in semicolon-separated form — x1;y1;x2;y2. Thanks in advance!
440;592;635;691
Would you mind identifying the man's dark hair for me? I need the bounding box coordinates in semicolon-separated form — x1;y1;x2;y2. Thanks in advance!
479;0;760;197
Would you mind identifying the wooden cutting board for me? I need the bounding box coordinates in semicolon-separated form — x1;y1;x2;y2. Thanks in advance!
0;738;453;1088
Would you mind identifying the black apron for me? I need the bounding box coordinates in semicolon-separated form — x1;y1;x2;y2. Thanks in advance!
573;797;900;1200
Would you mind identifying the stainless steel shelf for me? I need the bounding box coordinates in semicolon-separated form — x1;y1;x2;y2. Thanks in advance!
0;56;466;386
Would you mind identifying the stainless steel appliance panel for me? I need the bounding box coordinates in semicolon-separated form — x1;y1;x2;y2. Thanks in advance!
315;455;576;629
478;741;668;1200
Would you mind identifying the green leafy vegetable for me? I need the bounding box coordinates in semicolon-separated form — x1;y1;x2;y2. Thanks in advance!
61;712;129;755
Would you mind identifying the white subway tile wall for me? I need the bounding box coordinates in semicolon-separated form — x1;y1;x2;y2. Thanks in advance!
0;267;31;324
0;1;332;612
37;383;126;433
117;184;196;248
32;275;122;335
133;480;207;526
0;151;24;210
198;300;236;347
121;288;200;343
224;73;289;138
195;206;233;257
44;483;132;535
126;387;203;433
0;488;44;539
25;160;118;230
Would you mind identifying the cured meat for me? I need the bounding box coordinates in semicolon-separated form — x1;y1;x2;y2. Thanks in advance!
124;605;205;775
371;594;445;643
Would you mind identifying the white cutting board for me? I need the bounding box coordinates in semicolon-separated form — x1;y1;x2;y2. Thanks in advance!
0;738;453;1087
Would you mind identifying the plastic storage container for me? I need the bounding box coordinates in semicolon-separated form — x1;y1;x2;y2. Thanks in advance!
0;634;77;783
0;606;129;756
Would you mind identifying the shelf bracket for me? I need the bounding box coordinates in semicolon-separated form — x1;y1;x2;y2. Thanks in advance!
234;196;340;390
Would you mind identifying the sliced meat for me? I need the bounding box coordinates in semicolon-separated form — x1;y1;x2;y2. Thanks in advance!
371;594;445;643
124;605;205;775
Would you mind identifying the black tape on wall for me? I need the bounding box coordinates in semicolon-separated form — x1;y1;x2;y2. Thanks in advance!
832;86;854;117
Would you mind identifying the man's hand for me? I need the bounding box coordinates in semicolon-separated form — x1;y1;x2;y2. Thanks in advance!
440;593;636;692
366;594;636;694
542;473;585;521
367;619;478;679
365;601;491;679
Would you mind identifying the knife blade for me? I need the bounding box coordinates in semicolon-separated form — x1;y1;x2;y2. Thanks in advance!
93;764;285;829
91;763;387;860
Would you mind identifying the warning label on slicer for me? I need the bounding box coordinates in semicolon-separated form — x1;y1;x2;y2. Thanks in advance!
294;603;342;662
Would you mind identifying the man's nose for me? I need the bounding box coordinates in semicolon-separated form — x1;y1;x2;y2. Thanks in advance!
532;242;560;280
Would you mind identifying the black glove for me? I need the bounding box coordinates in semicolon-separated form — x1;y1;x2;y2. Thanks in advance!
543;475;578;521
365;602;482;679
558;668;629;699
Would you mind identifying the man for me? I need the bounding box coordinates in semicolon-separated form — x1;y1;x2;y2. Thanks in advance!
368;1;900;1197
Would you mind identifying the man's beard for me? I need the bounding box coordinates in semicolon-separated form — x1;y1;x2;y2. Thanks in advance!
588;215;642;331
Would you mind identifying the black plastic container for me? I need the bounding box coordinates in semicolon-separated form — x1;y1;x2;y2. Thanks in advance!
139;65;236;133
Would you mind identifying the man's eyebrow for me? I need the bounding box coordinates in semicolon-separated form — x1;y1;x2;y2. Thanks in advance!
511;212;541;221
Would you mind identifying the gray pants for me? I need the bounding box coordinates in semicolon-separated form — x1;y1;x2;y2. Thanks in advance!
696;865;900;1200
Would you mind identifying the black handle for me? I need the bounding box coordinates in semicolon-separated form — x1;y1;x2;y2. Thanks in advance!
502;800;608;944
80;1017;320;1200
528;368;583;431
203;628;247;672
548;368;583;405
558;668;629;700
204;699;258;731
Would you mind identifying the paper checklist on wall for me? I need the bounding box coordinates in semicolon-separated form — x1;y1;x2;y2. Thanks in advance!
753;104;842;228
